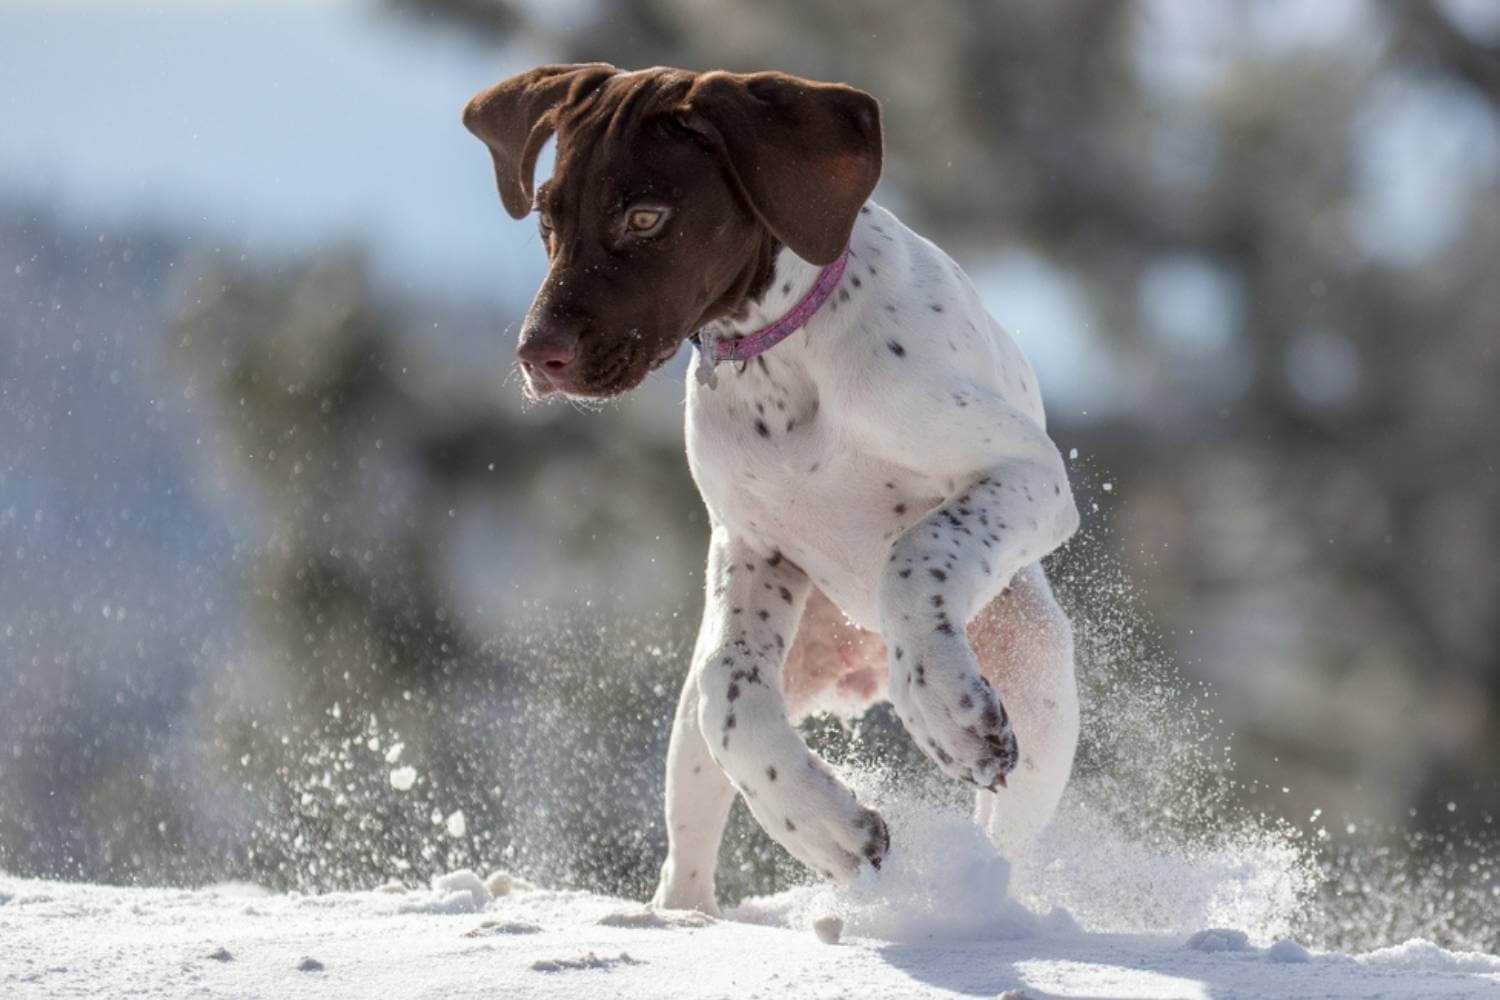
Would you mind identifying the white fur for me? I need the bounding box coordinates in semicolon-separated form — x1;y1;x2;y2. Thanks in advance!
652;202;1080;915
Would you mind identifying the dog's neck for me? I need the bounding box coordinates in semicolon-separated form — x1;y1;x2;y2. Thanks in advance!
687;236;862;413
687;207;883;404
703;243;827;343
696;248;849;368
689;244;832;396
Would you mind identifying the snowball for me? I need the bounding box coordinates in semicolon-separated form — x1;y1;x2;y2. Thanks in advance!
429;869;489;911
1186;928;1249;952
388;766;417;791
484;870;535;897
813;914;843;945
1267;938;1311;963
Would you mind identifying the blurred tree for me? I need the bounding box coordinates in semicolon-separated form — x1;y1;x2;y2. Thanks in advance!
163;247;711;890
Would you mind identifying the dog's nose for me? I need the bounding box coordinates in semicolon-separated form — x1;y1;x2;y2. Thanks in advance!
517;326;580;375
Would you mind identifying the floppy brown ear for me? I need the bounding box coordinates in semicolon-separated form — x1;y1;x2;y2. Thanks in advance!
462;63;616;219
680;71;882;265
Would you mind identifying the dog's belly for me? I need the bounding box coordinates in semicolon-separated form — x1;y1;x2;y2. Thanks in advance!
691;423;948;632
782;586;887;718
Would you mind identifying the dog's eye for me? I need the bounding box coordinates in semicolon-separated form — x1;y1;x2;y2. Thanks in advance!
624;207;668;236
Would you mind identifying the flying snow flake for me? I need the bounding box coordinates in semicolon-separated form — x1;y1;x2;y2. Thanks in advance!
389;766;417;791
445;811;467;838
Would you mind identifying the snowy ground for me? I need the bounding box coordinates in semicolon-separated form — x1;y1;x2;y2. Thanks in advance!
5;869;1499;999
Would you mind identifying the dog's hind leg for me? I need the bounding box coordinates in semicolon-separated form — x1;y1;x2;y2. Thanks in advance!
652;667;737;915
968;562;1078;859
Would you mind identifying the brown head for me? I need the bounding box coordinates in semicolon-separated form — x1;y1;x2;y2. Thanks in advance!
462;64;882;399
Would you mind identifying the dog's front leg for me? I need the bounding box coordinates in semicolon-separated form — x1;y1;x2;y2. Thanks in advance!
662;528;889;897
879;456;1078;790
843;368;1079;791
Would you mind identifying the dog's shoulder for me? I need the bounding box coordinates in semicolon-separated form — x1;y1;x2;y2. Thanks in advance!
815;203;1047;431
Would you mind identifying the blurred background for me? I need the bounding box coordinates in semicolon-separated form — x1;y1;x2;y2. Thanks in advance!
2;0;1497;950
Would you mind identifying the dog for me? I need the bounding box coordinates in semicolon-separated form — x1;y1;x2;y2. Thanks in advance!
463;64;1080;915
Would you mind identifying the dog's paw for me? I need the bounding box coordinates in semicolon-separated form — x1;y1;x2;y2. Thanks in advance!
738;755;889;882
888;636;1018;791
650;873;721;918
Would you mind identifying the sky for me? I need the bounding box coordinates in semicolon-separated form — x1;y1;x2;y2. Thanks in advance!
0;0;545;304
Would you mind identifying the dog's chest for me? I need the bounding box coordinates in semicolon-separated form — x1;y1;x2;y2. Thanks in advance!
686;353;946;631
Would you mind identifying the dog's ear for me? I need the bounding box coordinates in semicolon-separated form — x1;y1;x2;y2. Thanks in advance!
463;63;617;219
679;71;882;265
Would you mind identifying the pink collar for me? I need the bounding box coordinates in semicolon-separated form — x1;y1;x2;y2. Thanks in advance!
695;248;850;365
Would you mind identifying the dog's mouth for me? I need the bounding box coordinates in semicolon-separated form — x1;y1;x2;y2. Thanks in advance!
521;337;683;401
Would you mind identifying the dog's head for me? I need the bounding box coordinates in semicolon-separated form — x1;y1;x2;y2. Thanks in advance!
463;64;882;399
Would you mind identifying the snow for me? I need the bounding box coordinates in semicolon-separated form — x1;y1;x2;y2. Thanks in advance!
4;871;1499;999
5;759;1495;998
1355;938;1500;974
1184;928;1250;953
731;789;1047;945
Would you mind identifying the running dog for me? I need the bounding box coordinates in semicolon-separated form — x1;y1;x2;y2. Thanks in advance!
463;64;1079;914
